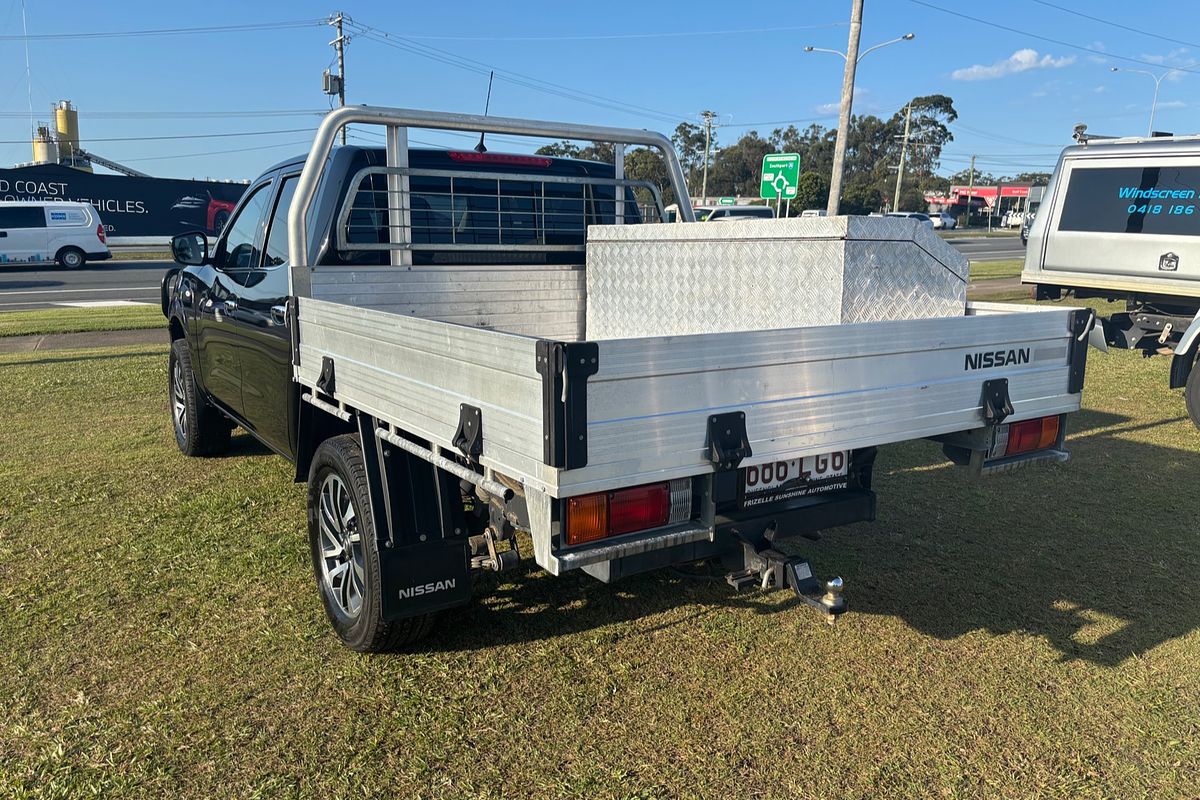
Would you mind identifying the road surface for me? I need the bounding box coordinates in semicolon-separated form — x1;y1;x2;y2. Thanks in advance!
942;234;1025;262
0;260;170;312
0;237;1024;312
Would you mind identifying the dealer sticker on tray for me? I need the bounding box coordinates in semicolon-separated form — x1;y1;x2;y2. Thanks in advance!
741;451;850;508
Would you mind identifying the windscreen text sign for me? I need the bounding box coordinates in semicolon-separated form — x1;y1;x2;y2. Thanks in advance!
1058;165;1200;236
760;153;800;200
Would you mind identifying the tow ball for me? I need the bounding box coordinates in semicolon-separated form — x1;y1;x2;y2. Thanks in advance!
725;536;847;624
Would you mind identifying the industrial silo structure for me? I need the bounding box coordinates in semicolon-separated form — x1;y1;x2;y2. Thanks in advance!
54;100;91;172
31;125;58;165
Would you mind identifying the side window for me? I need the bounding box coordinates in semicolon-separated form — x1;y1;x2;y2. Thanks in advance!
263;176;299;268
0;206;47;228
217;184;271;274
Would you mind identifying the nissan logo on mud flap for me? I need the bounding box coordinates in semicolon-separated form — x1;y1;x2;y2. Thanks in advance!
397;578;457;599
964;347;1031;371
1159;251;1180;272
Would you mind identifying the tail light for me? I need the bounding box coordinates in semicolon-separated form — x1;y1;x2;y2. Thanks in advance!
96;224;106;244
565;479;691;546
447;151;552;168
992;415;1061;458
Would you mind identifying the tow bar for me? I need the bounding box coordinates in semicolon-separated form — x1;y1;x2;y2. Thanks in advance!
724;533;847;624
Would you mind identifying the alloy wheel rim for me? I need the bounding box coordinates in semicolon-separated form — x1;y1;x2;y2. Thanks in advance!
317;473;364;617
172;359;187;438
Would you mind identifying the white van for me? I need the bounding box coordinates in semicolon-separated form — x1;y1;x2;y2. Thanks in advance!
0;201;111;268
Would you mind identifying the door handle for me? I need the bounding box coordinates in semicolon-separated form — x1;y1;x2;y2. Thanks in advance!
270;304;288;325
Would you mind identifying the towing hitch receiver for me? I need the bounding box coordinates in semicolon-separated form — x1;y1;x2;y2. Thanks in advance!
725;535;847;624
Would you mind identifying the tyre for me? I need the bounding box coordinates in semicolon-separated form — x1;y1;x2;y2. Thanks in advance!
213;210;229;235
57;246;85;269
169;339;232;456
307;434;436;651
1187;353;1200;430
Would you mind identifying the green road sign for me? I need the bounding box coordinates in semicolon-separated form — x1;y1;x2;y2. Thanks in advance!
760;153;801;200
718;196;736;205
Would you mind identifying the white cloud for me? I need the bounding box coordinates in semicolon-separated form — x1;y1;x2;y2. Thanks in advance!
1094;85;1107;93
1133;48;1195;81
816;87;870;115
951;48;1076;81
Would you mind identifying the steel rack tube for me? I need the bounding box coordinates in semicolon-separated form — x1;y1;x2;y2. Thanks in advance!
288;105;695;270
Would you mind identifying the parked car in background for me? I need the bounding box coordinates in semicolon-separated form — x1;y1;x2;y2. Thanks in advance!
699;205;775;221
0;201;110;268
886;211;934;229
929;211;957;230
800;209;827;218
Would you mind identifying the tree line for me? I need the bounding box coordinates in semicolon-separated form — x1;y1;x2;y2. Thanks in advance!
536;95;1050;216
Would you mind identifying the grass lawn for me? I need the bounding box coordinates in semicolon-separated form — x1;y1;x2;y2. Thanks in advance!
0;305;163;338
2;340;1199;798
970;259;1024;282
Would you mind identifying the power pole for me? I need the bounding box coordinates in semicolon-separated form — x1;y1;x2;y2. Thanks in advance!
331;12;347;144
966;154;975;227
892;101;912;212
700;110;717;206
826;0;864;216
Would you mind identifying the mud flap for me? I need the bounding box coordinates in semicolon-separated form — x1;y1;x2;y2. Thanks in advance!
356;412;472;621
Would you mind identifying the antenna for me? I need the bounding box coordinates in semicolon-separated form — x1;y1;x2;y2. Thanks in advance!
20;0;33;136
474;71;494;153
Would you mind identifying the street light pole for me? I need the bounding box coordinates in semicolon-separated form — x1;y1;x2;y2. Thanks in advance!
806;11;915;216
1110;66;1172;137
893;102;912;212
824;0;862;217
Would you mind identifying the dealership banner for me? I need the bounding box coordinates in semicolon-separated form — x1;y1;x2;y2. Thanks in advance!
0;164;247;238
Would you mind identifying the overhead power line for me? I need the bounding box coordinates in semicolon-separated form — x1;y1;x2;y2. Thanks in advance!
0;109;325;119
119;139;316;164
0;127;314;145
398;22;847;42
0;19;325;41
1031;1;1200;51
904;0;1200;75
345;19;685;125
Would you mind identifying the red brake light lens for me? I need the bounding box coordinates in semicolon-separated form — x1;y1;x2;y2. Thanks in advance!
447;151;552;168
608;484;670;536
1003;415;1061;457
96;224;106;244
564;481;680;545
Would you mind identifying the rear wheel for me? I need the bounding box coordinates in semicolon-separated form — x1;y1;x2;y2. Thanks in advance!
57;246;85;269
307;434;436;651
1187;352;1200;429
169;339;232;456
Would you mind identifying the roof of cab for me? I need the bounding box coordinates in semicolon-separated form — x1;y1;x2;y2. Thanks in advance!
261;145;620;177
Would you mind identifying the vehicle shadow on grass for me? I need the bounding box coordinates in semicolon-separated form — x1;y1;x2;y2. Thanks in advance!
423;407;1200;667
841;406;1200;668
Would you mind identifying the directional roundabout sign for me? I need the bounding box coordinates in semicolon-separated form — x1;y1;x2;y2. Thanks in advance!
760;153;801;200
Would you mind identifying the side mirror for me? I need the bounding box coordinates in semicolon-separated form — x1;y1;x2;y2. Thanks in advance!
171;231;209;266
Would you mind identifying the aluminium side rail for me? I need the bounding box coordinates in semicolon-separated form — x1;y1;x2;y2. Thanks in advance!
286;105;696;273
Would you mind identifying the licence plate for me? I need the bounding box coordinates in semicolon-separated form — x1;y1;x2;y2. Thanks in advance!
740;451;850;508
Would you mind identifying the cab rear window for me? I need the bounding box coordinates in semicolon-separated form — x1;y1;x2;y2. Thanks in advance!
1058;165;1200;236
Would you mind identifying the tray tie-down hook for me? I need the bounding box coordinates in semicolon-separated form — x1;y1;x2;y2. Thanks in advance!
724;528;847;624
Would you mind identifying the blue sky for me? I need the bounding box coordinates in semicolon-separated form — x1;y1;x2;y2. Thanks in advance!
0;0;1195;182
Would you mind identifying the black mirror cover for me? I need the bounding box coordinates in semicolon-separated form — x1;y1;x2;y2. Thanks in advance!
171;231;208;266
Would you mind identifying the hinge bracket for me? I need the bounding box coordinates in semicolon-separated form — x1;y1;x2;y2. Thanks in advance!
452;404;484;458
981;378;1013;424
706;411;751;470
